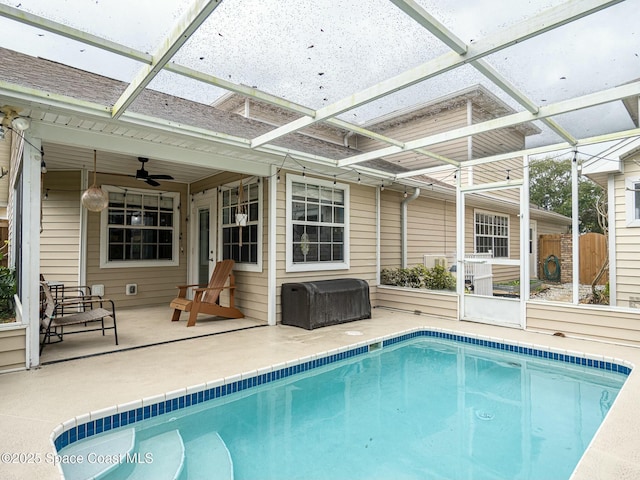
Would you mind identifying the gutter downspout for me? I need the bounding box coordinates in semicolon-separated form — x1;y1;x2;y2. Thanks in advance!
343;131;355;148
401;187;420;268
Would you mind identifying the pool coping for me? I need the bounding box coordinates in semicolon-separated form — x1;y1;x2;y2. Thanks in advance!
50;326;635;477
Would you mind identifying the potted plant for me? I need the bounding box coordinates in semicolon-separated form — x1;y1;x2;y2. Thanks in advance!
235;177;248;227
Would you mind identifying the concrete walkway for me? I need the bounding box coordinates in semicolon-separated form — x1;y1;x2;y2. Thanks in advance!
2;307;639;479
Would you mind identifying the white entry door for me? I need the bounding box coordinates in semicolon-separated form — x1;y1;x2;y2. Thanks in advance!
189;190;217;290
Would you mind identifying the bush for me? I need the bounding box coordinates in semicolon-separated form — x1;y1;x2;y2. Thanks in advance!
0;242;15;321
0;266;15;320
381;264;455;291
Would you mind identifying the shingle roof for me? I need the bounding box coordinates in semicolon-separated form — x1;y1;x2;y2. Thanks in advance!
0;47;357;161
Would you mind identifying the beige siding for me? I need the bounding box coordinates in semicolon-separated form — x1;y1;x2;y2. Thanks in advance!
191;172;269;322
86;172;188;309
527;302;640;345
472;125;524;159
41;171;82;285
471;157;523;203
0;327;26;372
535;218;569;236
375;286;458;320
468;106;526;202
614;153;640;308
380;189;402;269
381;189;523;282
219;99;346;145
275;172;378;322
356;105;469;170
406;194;457;266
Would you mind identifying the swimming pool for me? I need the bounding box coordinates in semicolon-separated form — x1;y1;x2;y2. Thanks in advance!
55;329;630;480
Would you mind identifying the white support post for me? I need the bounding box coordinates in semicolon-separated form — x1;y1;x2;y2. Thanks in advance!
267;165;277;326
376;185;381;287
607;174;617;306
572;153;580;305
521;155;530;329
456;169;464;320
22;135;42;368
79;167;88;288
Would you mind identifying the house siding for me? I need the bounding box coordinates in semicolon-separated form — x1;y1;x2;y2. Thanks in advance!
41;170;82;285
275;172;378;322
527;302;640;345
85;172;188;309
471;107;525;203
375;285;458;320
381;189;459;270
0;326;26;372
614;152;640;308
379;189;565;285
356;104;469;171
217;98;347;146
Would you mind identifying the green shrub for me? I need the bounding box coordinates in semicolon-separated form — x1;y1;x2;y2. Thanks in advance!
0;266;15;320
381;264;455;291
0;242;15;321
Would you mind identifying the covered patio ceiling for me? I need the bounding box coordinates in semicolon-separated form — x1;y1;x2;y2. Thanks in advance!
0;0;639;186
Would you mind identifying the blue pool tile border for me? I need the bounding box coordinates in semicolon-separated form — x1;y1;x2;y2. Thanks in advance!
53;329;632;452
384;330;633;376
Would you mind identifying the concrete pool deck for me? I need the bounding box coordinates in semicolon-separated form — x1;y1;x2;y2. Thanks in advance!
1;307;639;479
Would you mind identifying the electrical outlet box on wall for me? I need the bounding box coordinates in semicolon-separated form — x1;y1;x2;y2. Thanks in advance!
126;284;137;295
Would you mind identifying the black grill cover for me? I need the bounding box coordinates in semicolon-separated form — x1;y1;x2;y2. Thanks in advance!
281;278;371;330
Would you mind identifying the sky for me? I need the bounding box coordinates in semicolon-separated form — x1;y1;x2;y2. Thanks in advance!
0;0;638;153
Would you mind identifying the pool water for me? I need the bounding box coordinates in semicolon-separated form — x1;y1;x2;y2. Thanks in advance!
61;337;627;480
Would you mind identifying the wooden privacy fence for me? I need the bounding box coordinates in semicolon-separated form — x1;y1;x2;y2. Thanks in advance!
538;233;608;285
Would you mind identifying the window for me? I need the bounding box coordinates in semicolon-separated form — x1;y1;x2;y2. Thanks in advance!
286;174;349;272
625;177;640;227
220;179;262;271
100;187;179;268
474;211;509;258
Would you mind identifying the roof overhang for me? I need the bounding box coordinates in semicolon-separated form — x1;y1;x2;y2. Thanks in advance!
583;136;640;187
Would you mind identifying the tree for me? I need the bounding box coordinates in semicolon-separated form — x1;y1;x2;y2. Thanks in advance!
529;157;604;233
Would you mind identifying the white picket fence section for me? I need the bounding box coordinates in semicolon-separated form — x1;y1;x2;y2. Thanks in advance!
464;252;493;296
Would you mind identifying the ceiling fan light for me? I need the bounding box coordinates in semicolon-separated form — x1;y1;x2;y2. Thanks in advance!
81;185;109;212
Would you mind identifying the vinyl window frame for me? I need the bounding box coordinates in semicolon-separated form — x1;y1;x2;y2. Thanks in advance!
285;174;350;273
99;185;180;268
218;177;263;273
473;209;510;258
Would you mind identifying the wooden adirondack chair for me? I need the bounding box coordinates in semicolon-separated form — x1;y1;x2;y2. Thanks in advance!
170;259;244;327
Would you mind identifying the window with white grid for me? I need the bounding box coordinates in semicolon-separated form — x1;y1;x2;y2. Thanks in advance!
220;179;261;266
286;174;350;272
474;211;509;258
100;186;180;268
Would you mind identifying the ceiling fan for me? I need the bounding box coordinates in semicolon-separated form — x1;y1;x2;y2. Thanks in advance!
133;157;174;187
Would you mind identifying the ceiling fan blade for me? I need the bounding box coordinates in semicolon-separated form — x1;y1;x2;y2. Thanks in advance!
149;174;174;180
145;178;161;187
